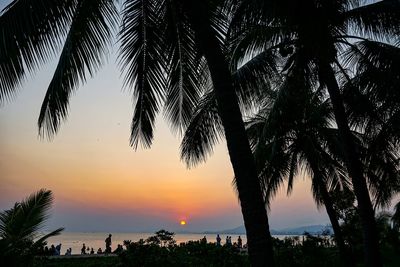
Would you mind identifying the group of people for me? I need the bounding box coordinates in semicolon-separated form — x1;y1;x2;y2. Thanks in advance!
216;234;243;248
80;234;115;255
37;233;117;256
38;243;64;256
41;233;246;256
80;243;96;255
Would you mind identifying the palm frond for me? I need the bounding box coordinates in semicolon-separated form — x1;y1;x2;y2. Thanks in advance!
0;189;55;241
119;0;168;149
32;227;64;249
344;0;400;40
228;24;287;70
180;90;224;167
232;50;279;110
0;0;76;103
163;1;204;133
38;0;118;137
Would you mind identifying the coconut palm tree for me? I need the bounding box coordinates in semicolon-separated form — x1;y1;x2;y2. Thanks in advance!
226;1;400;265
342;40;400;210
0;1;274;265
0;189;63;266
181;58;352;265
182;34;400;267
244;68;353;266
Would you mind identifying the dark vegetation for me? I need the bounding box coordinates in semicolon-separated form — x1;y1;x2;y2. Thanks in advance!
1;0;400;266
0;190;63;267
1;190;400;267
32;226;400;267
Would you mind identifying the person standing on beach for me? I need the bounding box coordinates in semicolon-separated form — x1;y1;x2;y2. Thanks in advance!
81;243;86;254
105;234;112;253
237;236;242;248
216;234;221;246
55;243;61;255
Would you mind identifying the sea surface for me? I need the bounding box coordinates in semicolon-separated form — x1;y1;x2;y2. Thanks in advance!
45;232;296;255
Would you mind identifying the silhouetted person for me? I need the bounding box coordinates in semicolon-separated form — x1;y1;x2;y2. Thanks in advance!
44;246;49;255
37;245;44;256
90;247;94;254
50;244;56;255
97;248;103;254
226;236;232;246
201;236;207;244
65;248;72;255
113;244;123;254
55;243;61;255
105;234;112;253
216;234;221;246
81;243;86;255
238;236;242;248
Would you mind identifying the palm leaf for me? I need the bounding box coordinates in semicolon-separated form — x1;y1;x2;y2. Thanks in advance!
38;0;118;137
0;189;56;242
32;227;64;249
119;0;167;149
180;90;223;167
0;0;76;103
344;0;400;40
163;1;204;133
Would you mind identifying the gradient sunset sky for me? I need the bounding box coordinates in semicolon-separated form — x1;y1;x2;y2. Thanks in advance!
0;2;328;232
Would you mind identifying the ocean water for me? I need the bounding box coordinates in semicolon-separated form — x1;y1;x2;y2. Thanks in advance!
45;232;252;255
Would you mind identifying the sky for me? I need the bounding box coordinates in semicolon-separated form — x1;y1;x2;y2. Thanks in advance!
0;1;329;233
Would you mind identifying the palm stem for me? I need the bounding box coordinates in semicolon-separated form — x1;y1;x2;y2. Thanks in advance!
184;1;275;266
319;61;382;267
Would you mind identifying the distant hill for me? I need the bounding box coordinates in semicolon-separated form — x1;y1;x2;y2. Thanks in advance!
204;225;246;234
276;225;332;235
202;224;332;235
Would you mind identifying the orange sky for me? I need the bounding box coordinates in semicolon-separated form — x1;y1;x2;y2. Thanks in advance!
0;51;328;232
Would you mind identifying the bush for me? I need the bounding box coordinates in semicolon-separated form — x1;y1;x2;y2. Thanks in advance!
119;240;249;267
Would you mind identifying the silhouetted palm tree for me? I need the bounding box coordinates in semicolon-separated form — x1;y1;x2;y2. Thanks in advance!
342;40;400;210
244;65;353;266
181;60;351;265
0;189;63;266
227;1;400;265
0;1;274;265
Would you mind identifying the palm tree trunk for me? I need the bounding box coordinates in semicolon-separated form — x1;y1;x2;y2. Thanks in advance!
183;1;275;266
320;185;353;267
307;157;351;266
319;62;381;267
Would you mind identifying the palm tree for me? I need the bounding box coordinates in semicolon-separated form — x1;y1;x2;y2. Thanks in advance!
0;1;274;265
182;30;400;267
0;189;64;266
342;40;400;211
181;59;353;264
244;66;353;266
227;1;400;265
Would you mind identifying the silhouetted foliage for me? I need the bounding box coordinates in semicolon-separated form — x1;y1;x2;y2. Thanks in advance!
0;189;63;267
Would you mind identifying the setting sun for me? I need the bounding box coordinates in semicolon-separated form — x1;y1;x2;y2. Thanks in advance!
180;220;187;226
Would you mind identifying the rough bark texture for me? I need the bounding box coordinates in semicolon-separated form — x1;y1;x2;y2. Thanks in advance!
319;62;382;267
184;1;275;266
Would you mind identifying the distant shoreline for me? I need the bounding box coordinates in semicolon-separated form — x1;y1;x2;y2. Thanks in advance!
44;223;332;236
